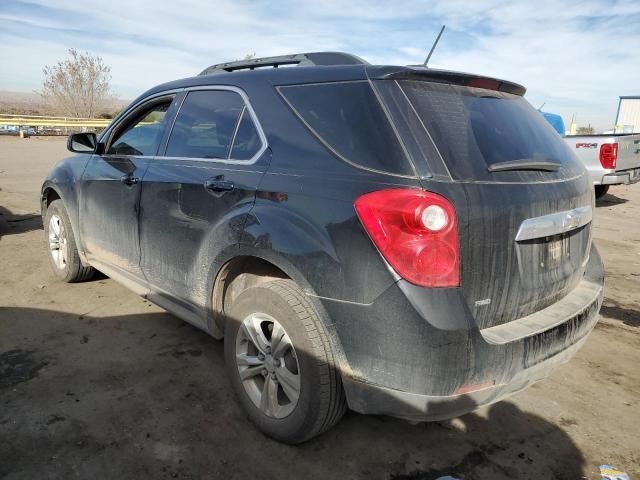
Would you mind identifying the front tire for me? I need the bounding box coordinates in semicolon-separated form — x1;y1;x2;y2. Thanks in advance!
44;199;95;282
594;185;610;199
224;279;346;444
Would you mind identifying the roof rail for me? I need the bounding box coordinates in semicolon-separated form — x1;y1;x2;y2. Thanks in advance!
199;52;368;76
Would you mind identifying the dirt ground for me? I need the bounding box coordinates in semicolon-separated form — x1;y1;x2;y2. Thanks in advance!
1;136;638;480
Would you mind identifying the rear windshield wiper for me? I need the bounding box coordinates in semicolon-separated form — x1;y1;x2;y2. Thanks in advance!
487;159;561;173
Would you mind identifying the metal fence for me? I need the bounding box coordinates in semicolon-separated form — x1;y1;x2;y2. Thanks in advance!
0;114;112;135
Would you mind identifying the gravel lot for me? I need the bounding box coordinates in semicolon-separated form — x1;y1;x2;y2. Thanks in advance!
1;136;638;479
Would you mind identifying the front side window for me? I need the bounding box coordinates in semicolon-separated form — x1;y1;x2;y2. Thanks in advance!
108;101;171;156
165;90;262;160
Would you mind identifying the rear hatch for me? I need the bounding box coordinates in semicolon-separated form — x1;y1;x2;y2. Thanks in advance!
377;74;593;329
615;134;640;172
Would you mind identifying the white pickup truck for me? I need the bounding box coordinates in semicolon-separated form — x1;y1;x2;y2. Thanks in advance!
564;134;640;198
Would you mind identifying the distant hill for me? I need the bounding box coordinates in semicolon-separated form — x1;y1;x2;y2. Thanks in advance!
0;90;130;117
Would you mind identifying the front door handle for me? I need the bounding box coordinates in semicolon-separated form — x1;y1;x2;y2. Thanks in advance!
204;179;236;192
120;175;140;186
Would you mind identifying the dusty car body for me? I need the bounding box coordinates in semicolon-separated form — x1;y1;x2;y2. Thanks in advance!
41;52;604;443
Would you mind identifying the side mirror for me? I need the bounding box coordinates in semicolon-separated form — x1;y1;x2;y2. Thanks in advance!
67;132;98;153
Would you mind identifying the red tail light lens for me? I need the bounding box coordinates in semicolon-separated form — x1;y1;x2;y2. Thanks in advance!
599;143;618;169
354;189;459;287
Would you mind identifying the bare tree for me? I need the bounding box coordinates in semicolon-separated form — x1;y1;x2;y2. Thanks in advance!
243;52;257;60
41;49;112;118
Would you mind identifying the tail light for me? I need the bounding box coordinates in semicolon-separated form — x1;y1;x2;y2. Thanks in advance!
599;143;618;169
354;189;459;287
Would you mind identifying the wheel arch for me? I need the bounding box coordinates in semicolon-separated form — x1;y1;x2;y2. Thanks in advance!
210;249;353;388
213;255;289;319
41;179;88;266
209;248;306;337
41;183;62;218
208;248;350;374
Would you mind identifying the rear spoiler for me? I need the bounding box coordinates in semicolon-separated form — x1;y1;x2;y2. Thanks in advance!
373;66;526;96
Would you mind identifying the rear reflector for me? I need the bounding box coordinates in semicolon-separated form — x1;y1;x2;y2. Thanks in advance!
599;143;618;169
354;189;459;287
453;380;496;395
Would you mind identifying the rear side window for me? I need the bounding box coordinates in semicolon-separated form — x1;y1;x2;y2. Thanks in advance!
399;81;578;180
279;81;415;176
230;108;262;160
166;90;262;161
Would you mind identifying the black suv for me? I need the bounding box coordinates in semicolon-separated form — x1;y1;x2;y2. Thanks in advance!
42;52;604;444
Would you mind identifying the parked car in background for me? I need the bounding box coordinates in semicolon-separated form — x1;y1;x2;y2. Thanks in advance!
0;125;37;137
41;52;604;444
0;125;20;135
564;133;640;198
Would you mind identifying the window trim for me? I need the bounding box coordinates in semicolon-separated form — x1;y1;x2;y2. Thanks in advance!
394;79;452;180
159;85;268;165
228;105;246;158
102;91;178;157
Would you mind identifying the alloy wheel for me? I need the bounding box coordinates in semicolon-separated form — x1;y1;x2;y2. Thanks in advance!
235;313;301;419
48;214;68;270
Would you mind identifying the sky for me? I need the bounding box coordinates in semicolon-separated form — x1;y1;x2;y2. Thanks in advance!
0;0;639;131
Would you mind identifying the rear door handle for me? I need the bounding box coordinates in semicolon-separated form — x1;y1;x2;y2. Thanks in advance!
204;179;236;192
120;175;140;186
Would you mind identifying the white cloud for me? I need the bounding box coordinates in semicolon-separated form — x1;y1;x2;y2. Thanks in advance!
0;0;638;130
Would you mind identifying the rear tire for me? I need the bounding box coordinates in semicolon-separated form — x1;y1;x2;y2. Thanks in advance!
44;199;95;282
594;185;610;199
224;279;346;444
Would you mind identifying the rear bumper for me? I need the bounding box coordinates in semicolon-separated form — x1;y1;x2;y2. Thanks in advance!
601;169;640;185
323;245;604;421
342;332;590;421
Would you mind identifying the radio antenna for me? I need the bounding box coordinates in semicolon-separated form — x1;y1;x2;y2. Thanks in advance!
424;25;446;67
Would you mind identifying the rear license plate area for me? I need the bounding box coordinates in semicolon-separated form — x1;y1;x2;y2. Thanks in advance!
516;227;588;289
542;236;570;269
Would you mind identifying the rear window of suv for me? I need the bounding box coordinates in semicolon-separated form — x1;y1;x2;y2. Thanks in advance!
398;80;578;181
279;81;416;177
